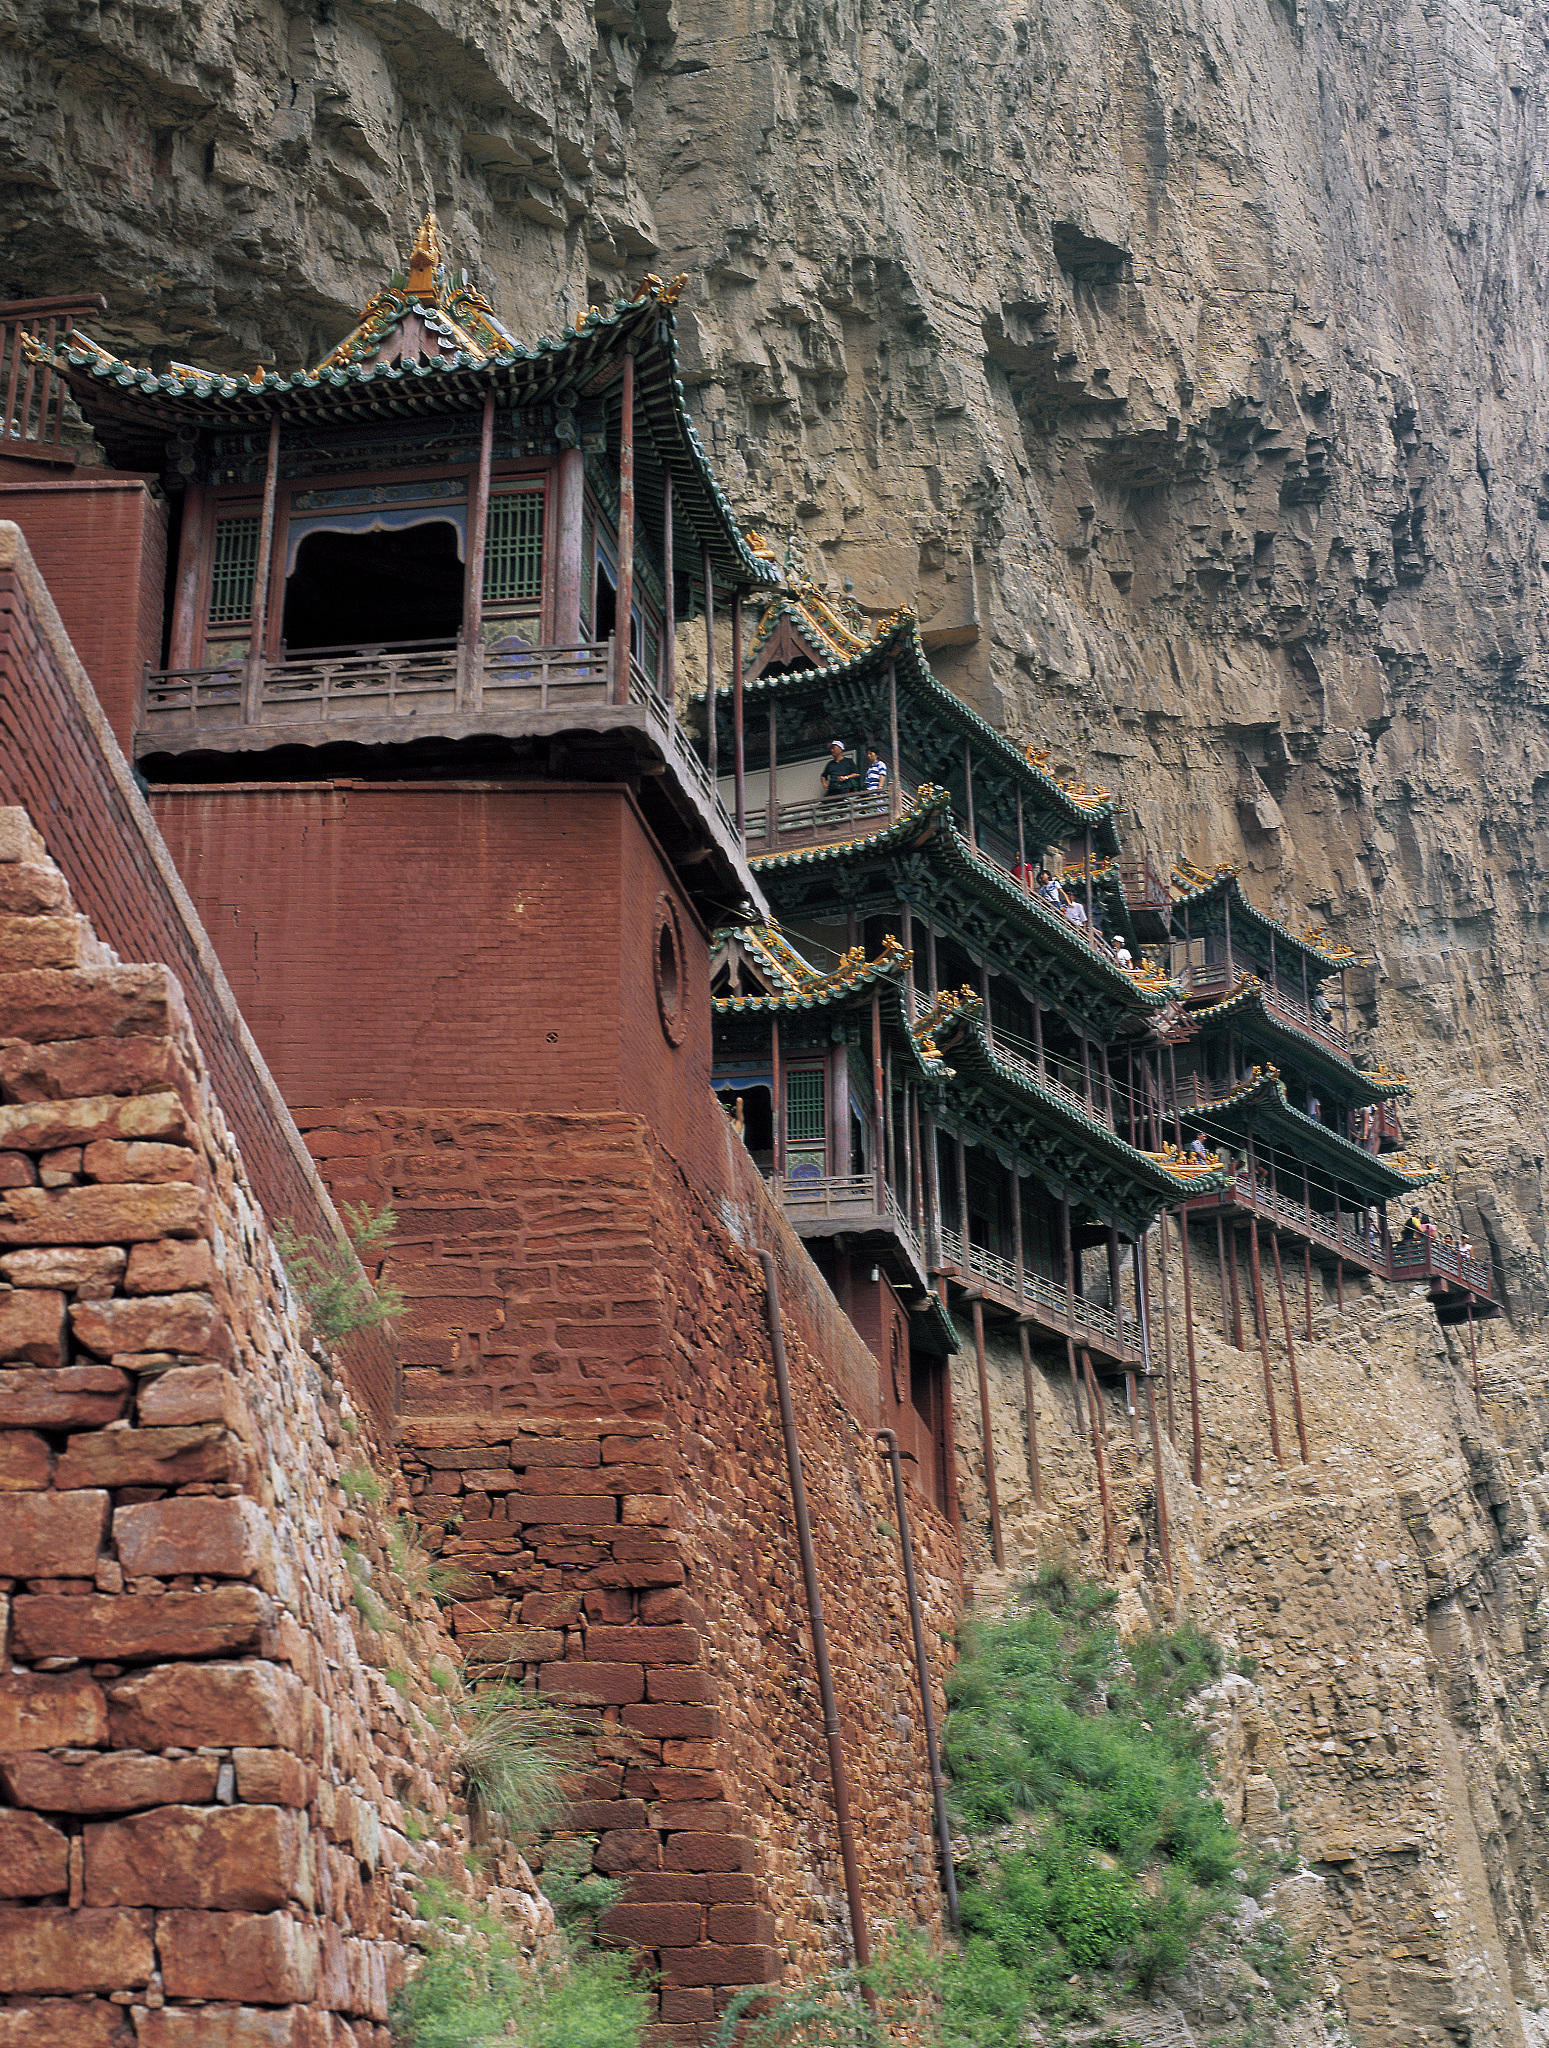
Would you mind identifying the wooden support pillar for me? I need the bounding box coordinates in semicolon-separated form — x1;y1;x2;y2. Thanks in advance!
831;1038;850;1183
244;414;282;719
1270;1230;1310;1462
1083;1349;1114;1567
168;480;207;672
1179;1211;1203;1487
1468;1302;1480;1414
972;1298;1004;1569
1080;1027;1093;1103
660;468;675;700
955;1134;971;1259
1170;1043;1185;1149
1033;997;1045;1075
1223;889;1234;983
980;958;994;1049
927;918;939;1000
554;445;586;644
462;391;496;673
1333;1175;1344;1311
1126;1044;1136;1147
702;544;717;784
1225;1216;1244;1349
1018;1323;1042;1509
732;593;745;835
766;706;778;846
884;1045;896;1202
887;658;902;821
1247;1216;1284;1466
1147;1372;1174;1593
901;900;915;1019
1106;1228;1125;1351
963;740;977;849
1154;1222;1175;1443
1304;1241;1314;1341
1016;787;1026;877
1125;1370;1141;1445
771;1017;784;1179
613;350;635;705
1101;1042;1114;1127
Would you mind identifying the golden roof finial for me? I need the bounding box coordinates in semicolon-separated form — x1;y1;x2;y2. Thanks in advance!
408;212;443;300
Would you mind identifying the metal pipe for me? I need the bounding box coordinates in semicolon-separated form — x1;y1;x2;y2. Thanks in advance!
972;1296;1004;1568
874;1428;959;1933
759;1253;873;1989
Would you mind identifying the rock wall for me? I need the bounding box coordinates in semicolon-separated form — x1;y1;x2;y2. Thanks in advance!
0;809;489;2047
8;0;1549;2038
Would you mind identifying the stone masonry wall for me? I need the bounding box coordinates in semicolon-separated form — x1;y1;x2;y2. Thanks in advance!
0;811;483;2048
297;1099;962;2046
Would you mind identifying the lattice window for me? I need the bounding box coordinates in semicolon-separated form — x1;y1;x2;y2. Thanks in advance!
785;1067;826;1146
483;489;545;604
207;517;259;624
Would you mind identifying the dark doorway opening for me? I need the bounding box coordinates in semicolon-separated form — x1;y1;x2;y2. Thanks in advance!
282;521;464;651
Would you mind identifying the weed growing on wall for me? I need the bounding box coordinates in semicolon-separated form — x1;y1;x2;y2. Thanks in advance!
275;1200;406;1346
456;1683;585;1844
392;1878;650;2048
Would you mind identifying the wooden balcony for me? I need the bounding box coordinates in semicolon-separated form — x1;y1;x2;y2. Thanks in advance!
1176;1172;1387;1275
767;1169;931;1295
937;1225;1142;1368
1116;857;1173;941
1;296;106;469
136;635;761;917
1183;962;1353;1054
1389;1237;1499;1321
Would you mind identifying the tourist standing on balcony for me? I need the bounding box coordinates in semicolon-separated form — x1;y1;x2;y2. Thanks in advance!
1063;893;1088;933
822;740;860;799
1189;1134;1211;1166
1307;1093;1321;1122
1401;1208;1421;1244
864;746;889;796
1114;938;1133;968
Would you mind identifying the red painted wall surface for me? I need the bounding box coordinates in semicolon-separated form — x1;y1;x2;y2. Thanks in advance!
0;477;166;750
0;523;398;1430
149;780;731;1179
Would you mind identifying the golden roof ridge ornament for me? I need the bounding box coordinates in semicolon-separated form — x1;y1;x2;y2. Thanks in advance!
408;212;444;300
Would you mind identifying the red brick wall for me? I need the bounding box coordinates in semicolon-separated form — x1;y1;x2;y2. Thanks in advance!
0;523;396;1431
150;782;729;1177
0;479;167;751
305;1098;961;2038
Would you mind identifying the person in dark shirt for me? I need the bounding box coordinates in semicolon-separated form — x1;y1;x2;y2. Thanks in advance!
821;740;860;799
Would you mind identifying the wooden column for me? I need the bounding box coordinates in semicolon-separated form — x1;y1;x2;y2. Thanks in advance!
954;1134;971;1259
1468;1302;1480;1413
909;1086;924;1242
887;658;902;820
168;481;207;672
702;544;717;784
1033;997;1045;1075
901;900;915;1018
1019;1324;1042;1508
1106;1227;1124;1353
1016;787;1026;877
1009;1164;1025;1304
613;349;635;705
770;1020;785;1181
732;594;746;836
871;991;886;1216
922;1110;943;1269
554;445;586;643
972;1299;1004;1569
980;958;993;1049
1080;1027;1093;1103
884;1044;896;1201
660;468;675;701
831;1039;850;1181
244;414;282;720
1333;1174;1344;1311
1270;1231;1310;1462
766;706;778;845
927;918;939;1000
1223;889;1234;982
1304;1241;1314;1340
1083;826;1094;925
1179;1212;1203;1486
963;740;976;849
462;391;496;666
1126;1046;1136;1146
1147;1369;1175;1593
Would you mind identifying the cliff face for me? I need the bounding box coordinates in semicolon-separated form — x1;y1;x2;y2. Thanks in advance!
7;0;1549;2037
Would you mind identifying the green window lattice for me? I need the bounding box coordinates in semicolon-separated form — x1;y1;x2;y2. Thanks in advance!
207;517;260;624
484;489;545;604
785;1068;826;1145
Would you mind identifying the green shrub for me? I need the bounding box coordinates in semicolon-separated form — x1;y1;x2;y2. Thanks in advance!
392;1883;649;2047
942;1571;1284;2015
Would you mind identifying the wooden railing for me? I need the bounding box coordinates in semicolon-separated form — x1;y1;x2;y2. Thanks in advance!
768;1169;925;1271
1391;1237;1493;1297
1117;857;1172;921
1;295;106;466
1182;961;1352;1054
939;1225;1140;1355
743;789;893;850
140;637;739;846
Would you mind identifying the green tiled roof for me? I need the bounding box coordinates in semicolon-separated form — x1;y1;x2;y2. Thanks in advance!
1187;978;1410;1097
1170;1066;1442;1198
1169;866;1361;979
